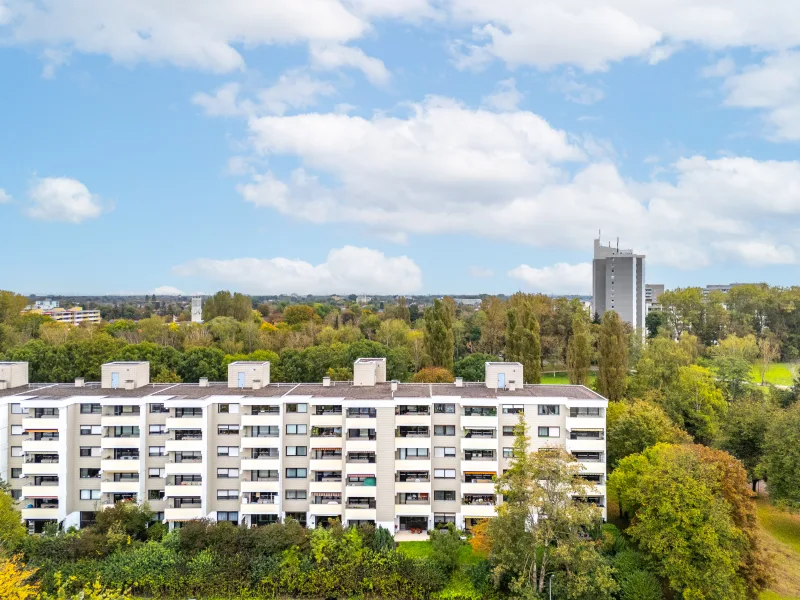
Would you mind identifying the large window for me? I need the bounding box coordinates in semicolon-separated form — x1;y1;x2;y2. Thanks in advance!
80;425;102;435
286;424;308;435
80;489;101;500
149;403;169;413
434;447;456;458
217;511;239;523
80;403;101;414
434;425;455;436
434;403;455;414
217;446;240;457
538;427;560;438
434;490;456;501
286;403;307;413
217;489;239;500
434;469;456;479
538;405;559;416
570;407;601;417
502;405;524;414
79;446;101;457
218;424;240;435
286;468;307;479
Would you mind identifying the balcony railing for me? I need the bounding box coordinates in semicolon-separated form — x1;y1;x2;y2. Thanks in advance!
463;430;496;439
171;433;203;441
395;429;430;438
462;496;496;506
25;456;59;464
347;500;376;509
396;474;430;483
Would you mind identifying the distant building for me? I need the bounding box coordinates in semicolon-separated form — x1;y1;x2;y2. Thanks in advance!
592;237;645;329
30;307;101;325
191;297;203;323
645;284;665;314
356;296;372;305
33;299;59;311
456;298;482;308
703;283;755;296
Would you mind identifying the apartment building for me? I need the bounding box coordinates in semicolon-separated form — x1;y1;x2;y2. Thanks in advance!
24;307;102;325
592;237;646;329
0;358;608;536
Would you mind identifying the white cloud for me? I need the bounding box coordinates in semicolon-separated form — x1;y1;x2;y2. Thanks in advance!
0;188;10;203
154;286;184;296
172;246;423;294
309;43;390;86
234;98;800;268
722;52;800;140
482;78;523;111
701;56;736;78
469;266;494;278
447;1;800;72
509;262;592;295
192;72;337;118
712;241;797;265
27;177;107;223
3;0;370;73
549;70;604;105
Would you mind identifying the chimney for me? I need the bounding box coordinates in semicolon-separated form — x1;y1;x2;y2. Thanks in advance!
199;377;209;388
322;376;331;387
75;377;85;388
390;380;398;392
454;377;463;388
507;381;516;392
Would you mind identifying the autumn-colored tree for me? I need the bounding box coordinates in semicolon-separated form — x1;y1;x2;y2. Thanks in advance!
411;367;454;383
479;296;506;355
423;299;455;371
0;487;26;552
0;555;39;600
566;313;592;385
597;311;628;401
505;293;541;384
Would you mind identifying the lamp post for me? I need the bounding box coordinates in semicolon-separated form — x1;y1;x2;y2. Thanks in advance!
549;572;555;600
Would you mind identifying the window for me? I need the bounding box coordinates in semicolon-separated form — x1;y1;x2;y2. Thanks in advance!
10;403;24;414
434;447;456;458
286;446;307;456
286;468;307;479
434;469;456;479
286;424;307;435
434;490;456;501
285;489;307;500
286;403;307;413
503;447;514;458
149;424;167;435
10;489;21;500
113;425;140;438
80;425;102;435
149;446;166;456
434;425;455;436
570;407;601;418
10;468;22;479
217;511;238;522
217;446;240;457
502;404;524;414
218;424;240;435
10;447;22;457
398;447;429;459
149;403;168;413
80;403;101;414
217;468;239;478
217;489;239;500
502;426;517;436
538;427;560;438
434;513;456;524
176;407;203;418
149;490;165;501
80;468;100;479
79;446;101;458
148;468;165;478
434;403;455;413
538;405;559;416
218;404;230;413
10;425;22;435
80;489;101;500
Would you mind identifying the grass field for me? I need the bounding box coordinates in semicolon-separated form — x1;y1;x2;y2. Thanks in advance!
540;371;597;386
757;498;800;600
750;363;797;386
398;540;486;598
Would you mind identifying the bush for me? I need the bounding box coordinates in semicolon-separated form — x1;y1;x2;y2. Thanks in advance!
619;570;662;600
412;367;454;383
429;523;463;573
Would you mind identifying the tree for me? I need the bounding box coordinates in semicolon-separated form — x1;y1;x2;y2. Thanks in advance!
411;367;453;383
644;310;666;339
423;299;454;371
376;319;410;349
429;523;462;574
202;291;252;322
505;293;541;384
606;399;691;470
662;364;727;444
0;487;26;552
609;443;770;600
454;353;498;382
628;333;698;397
488;418;605;596
711;334;758;400
0;291;27;325
177;347;226;382
658;287;704;337
597;311;628;401
478;296;506;355
567;313;592;385
761;402;800;506
757;330;781;386
716;394;776;490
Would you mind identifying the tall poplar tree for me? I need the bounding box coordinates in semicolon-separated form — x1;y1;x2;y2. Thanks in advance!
505;293;541;384
567;313;592;385
423;298;455;371
597;310;628;400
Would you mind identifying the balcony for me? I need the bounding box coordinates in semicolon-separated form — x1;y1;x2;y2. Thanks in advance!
309;481;342;494
165;461;203;476
395;412;431;427
461;415;498;429
345;417;376;431
241;480;280;494
395;503;430;516
165;437;204;454
461;460;498;474
345;508;376;521
310;458;343;472
460;503;497;518
345;485;376;498
22;439;59;453
21;507;59;520
166;417;204;430
310;427;343;444
101;480;139;494
395;427;430;439
101;414;141;427
165;482;201;497
241;458;280;472
21;484;59;498
22;417;60;432
310;413;344;427
101;436;140;449
309;502;343;516
461;433;497;451
241;502;280;515
165;507;204;521
346;498;376;510
101;457;141;472
241;414;281;428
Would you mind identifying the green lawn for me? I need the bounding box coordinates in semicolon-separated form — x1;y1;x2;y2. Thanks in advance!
757;498;800;600
750;363;796;386
540;371;597;386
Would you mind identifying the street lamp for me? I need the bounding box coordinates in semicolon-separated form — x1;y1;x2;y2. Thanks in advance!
549;573;555;600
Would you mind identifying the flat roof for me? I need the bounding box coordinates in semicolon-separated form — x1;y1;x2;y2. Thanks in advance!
0;381;605;401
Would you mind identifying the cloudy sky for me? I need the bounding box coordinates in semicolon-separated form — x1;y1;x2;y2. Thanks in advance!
2;1;800;296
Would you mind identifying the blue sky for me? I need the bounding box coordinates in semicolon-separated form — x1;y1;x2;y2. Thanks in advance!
1;1;799;296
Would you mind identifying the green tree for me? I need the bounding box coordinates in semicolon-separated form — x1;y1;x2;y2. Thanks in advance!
761;402;800;506
711;334;758;400
428;523;462;574
0;291;27;325
628;333;698;397
488;418;605;596
423;299;454;371
716;393;776;491
478;296;506;355
505;293;541;384
662;364;727;444
454;352;498;382
0;486;26;552
609;443;770;600
644;310;666;339
376;319;409;348
411;367;453;383
606;399;691;470
177;347;226;382
597;311;628;401
567;313;592;385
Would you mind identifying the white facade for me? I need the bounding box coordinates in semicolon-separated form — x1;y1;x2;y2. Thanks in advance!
0;361;608;536
191;297;202;323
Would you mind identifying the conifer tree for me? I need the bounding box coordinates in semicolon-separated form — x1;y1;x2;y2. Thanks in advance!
597;310;628;400
423;298;454;371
